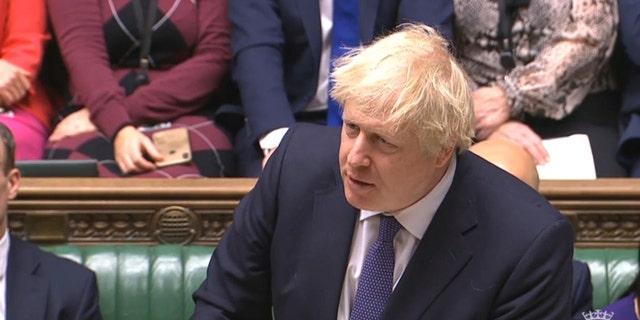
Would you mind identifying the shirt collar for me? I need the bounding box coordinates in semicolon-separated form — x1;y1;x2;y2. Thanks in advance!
360;156;457;239
0;231;9;280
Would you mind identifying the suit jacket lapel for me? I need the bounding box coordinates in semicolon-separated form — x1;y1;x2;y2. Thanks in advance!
301;178;358;319
383;156;478;319
6;236;48;320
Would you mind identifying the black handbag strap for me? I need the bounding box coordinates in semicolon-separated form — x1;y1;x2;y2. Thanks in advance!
131;0;159;86
497;0;530;71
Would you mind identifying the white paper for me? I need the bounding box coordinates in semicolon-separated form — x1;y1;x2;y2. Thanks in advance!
536;134;597;180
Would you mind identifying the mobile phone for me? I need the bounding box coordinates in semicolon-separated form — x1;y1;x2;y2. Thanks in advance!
151;127;192;167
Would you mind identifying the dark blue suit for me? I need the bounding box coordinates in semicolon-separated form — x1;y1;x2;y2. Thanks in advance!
6;235;102;320
191;124;574;319
227;0;454;176
617;0;640;176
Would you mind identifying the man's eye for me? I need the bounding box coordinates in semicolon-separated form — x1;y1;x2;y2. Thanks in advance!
345;123;359;133
377;136;391;145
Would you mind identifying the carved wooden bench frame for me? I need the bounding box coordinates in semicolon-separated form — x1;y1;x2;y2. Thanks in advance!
8;178;640;248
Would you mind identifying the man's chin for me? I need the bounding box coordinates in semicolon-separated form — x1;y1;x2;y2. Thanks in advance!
343;188;381;211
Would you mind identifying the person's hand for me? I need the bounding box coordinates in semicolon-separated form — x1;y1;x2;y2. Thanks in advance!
48;108;98;142
0;59;31;107
261;148;276;169
473;86;511;140
487;121;550;165
113;125;164;174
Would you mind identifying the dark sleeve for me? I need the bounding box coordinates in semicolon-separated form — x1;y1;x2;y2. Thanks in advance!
72;271;103;320
492;218;575;320
190;127;298;319
397;0;454;40
496;1;616;120
571;261;594;320
47;0;132;140
617;63;640;176
617;0;640;176
125;0;232;124
619;0;640;66
227;0;297;142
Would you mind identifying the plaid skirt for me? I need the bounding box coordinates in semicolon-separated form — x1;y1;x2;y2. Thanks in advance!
45;114;236;177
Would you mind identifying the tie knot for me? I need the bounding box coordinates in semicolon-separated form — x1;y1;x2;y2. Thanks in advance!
378;215;402;243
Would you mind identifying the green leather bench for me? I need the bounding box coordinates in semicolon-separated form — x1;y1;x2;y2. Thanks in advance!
43;245;638;320
574;248;639;309
44;245;214;320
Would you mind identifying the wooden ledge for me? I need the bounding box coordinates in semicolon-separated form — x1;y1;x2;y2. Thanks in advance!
541;178;640;200
9;178;256;245
15;178;257;200
540;179;640;248
7;178;640;247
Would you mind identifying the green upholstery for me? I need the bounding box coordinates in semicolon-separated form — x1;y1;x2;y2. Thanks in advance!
39;245;637;319
574;248;639;309
42;245;214;320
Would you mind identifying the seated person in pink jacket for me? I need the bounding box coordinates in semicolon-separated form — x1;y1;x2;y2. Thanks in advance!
0;0;58;160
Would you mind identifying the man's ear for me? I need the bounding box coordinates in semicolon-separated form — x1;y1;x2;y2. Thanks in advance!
7;168;20;200
435;144;456;167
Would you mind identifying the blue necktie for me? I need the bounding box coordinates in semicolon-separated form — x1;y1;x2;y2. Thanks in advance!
327;0;359;126
350;215;402;320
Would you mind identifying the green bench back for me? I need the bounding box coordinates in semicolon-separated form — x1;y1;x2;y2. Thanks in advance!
574;248;639;309
43;245;213;320
41;245;638;319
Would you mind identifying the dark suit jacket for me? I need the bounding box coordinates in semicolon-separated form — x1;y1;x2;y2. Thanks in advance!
617;0;640;176
572;261;594;320
191;124;575;319
227;0;454;175
6;235;102;320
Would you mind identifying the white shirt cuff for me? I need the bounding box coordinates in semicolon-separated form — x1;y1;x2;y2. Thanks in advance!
259;127;289;156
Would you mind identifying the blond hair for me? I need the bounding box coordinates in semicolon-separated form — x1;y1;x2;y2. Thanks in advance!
330;23;474;156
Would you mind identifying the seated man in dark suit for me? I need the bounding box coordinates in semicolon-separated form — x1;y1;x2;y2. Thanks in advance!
0;122;103;320
469;139;594;320
191;24;574;319
228;0;455;176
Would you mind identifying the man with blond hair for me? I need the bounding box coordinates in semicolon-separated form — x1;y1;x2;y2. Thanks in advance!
191;24;574;320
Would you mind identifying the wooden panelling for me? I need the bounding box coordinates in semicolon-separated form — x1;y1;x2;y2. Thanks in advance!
540;179;640;248
8;178;256;245
7;178;640;247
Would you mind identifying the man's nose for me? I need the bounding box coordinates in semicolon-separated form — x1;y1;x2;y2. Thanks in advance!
347;134;371;167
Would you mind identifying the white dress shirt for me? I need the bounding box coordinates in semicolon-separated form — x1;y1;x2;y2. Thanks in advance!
0;231;10;320
336;157;457;320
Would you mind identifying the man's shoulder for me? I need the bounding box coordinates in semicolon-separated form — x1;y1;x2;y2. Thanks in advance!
286;123;341;143
280;123;341;163
457;151;564;222
270;123;342;186
11;236;95;280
